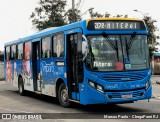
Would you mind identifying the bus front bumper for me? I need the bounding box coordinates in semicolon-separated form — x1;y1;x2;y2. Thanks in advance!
79;84;152;105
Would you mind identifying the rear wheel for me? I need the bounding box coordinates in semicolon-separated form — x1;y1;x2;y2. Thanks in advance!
58;83;70;107
18;77;25;96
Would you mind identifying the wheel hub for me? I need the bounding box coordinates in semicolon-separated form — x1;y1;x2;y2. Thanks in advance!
61;89;68;103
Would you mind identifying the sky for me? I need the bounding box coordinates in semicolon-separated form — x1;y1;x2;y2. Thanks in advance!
0;0;160;51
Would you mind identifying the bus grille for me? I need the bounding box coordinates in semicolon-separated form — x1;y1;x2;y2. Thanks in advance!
107;90;144;99
101;72;147;82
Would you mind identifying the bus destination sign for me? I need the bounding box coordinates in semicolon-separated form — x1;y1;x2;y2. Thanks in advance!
87;20;145;30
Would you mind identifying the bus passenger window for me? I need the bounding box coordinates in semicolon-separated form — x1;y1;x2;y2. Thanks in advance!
6;46;10;60
24;42;31;60
42;36;51;58
53;33;64;58
18;50;23;59
11;45;16;60
18;43;23;59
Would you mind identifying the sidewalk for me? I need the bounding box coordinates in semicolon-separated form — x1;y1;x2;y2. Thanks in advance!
151;75;160;84
151;75;160;100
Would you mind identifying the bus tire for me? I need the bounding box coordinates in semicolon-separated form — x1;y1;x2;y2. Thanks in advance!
58;83;70;107
18;77;25;96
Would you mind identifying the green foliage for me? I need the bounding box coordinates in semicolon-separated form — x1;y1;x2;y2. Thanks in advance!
143;15;158;44
89;8;103;18
30;0;67;31
88;8;128;18
65;8;82;23
143;15;159;58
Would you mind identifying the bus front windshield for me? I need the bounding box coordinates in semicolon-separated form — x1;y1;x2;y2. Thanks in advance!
85;35;149;71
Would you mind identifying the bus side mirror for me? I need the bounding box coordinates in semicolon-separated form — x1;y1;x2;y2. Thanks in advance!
82;35;88;61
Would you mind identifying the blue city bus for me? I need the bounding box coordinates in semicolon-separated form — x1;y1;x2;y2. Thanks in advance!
4;18;152;107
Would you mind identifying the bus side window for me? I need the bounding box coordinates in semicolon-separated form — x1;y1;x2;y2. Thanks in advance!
18;43;23;60
53;33;64;58
11;45;17;60
24;41;31;60
42;36;51;59
6;46;10;60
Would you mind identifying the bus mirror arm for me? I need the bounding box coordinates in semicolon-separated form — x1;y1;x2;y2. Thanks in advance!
82;35;88;61
82;48;88;61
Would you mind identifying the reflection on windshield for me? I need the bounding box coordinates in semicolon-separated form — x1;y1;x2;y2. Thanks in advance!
86;35;149;71
124;35;149;70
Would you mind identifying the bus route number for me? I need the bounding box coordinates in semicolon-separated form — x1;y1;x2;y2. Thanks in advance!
94;22;105;29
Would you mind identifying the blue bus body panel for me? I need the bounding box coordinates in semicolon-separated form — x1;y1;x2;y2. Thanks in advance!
40;58;67;86
79;83;151;104
79;68;151;104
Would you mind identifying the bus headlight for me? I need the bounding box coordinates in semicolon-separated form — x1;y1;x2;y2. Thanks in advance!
88;79;104;93
145;80;151;90
88;80;95;88
96;85;103;93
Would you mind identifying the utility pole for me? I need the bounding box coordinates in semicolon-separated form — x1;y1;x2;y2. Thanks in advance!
72;0;75;10
72;0;75;22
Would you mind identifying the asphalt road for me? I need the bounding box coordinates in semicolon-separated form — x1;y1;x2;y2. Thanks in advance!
0;76;160;122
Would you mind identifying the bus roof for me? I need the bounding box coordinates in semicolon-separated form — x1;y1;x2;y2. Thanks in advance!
4;18;144;47
4;19;87;47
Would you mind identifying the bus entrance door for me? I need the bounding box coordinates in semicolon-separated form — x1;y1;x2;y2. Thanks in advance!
67;33;83;101
32;39;41;92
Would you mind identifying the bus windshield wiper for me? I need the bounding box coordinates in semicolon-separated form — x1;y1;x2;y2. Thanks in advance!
102;32;119;61
102;32;117;50
127;32;137;49
125;37;129;57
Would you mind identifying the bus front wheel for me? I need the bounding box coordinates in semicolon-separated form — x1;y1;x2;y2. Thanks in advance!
58;83;70;107
18;77;25;96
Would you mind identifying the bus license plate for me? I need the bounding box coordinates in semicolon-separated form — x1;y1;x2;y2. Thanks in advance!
122;94;132;98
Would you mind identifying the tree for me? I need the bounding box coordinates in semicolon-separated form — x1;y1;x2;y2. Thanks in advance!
30;0;67;31
113;14;128;18
88;8;104;18
65;8;82;23
143;15;159;57
88;8;128;18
